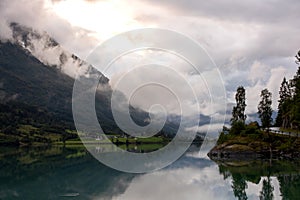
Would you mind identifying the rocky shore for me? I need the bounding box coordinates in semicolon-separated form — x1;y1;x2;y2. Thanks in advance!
207;134;300;161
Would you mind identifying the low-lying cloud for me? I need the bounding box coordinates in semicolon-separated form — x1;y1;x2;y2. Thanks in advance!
1;0;299;127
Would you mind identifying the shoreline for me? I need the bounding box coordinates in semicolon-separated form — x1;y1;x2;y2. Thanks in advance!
207;132;300;161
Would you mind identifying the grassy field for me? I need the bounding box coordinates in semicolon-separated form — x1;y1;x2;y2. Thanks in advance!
118;143;164;152
1;122;172;153
52;135;171;152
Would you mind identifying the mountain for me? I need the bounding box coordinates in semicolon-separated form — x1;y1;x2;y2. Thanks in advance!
0;23;179;145
9;22;100;80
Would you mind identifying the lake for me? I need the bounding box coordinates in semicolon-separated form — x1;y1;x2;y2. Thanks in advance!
0;144;300;200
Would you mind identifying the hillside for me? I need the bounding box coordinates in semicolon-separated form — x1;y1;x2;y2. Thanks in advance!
0;24;182;145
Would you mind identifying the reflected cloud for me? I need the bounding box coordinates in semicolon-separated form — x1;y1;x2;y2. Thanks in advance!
111;158;234;200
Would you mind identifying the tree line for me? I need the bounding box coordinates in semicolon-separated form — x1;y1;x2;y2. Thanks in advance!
231;86;273;129
275;51;300;129
231;50;300;130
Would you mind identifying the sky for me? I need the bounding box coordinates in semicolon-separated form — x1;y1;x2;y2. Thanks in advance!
0;0;300;126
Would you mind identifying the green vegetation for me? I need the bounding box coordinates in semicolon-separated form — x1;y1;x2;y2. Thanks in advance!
0;101;77;146
275;50;300;129
212;51;300;159
217;159;300;200
258;89;273;129
0;41;179;147
231;86;247;124
217;122;300;154
213;93;300;159
0;100;174;152
279;127;300;134
217;122;262;145
118;143;164;153
217;83;267;147
0;100;173;151
111;136;167;144
111;136;171;152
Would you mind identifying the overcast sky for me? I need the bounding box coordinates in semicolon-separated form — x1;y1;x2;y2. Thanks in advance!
1;0;300;124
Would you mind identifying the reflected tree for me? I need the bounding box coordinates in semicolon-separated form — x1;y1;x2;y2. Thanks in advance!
216;159;300;200
219;165;231;180
259;176;274;200
278;174;300;200
232;174;248;200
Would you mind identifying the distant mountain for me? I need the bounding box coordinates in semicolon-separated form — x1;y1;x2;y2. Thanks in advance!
247;111;278;126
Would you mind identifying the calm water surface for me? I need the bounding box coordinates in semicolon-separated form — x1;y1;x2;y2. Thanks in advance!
0;144;300;200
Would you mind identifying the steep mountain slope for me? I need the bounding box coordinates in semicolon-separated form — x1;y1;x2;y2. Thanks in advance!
0;42;75;121
10;22;99;80
0;23;180;142
0;41;149;135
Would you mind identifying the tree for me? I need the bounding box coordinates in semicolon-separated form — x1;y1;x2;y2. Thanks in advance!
275;77;291;127
288;52;300;129
231;86;247;124
290;67;300;97
296;50;300;65
275;51;300;129
278;174;300;199
258;89;273;129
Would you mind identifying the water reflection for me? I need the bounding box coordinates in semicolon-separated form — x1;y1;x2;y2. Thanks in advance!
0;146;300;199
0;146;134;199
111;154;234;200
216;159;300;200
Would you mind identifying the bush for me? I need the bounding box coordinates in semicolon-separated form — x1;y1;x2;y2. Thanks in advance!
217;131;227;145
229;121;246;135
278;141;292;150
244;125;258;135
248;121;260;129
248;133;260;140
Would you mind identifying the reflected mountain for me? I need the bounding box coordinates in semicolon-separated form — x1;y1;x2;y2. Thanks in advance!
0;147;134;199
1;146;300;199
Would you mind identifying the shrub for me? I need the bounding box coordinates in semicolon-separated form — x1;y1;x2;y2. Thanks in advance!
217;132;227;145
248;133;260;140
244;125;258;135
229;121;246;135
248;121;260;129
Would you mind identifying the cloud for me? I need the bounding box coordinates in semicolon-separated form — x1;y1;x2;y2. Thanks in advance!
130;0;300;81
111;163;234;200
0;0;99;58
266;66;290;109
0;20;12;41
126;0;300;125
249;61;271;84
108;156;281;200
1;0;299;130
137;0;300;25
245;64;291;114
131;0;300;59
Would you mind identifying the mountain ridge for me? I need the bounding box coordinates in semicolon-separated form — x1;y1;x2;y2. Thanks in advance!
9;22;108;82
0;23;182;144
